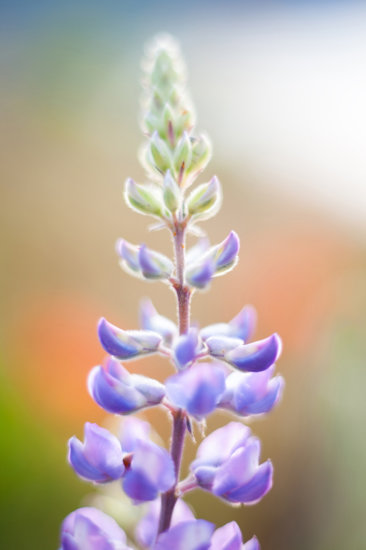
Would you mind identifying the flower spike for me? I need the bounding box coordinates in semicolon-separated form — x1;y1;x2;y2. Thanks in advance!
60;34;283;550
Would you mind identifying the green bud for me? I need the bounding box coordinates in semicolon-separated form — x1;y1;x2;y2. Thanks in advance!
173;131;192;175
148;131;172;174
186;176;222;219
187;134;212;177
163;170;181;212
124;178;163;217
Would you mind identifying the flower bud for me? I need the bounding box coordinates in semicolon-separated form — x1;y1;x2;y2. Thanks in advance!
88;358;165;414
124;178;163;217
225;334;282;372
117;239;174;281
173;131;192;174
116;239;140;274
98;318;162;360
185;256;216;289
138;244;174;279
186;176;222;219
211;230;240;274
185;231;240;289
186;134;212;180
148;130;172;173
163;170;180;212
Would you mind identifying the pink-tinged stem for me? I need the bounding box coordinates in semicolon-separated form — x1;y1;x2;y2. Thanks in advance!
157;223;191;535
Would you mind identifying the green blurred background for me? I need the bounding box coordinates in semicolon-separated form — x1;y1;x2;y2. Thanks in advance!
1;1;366;548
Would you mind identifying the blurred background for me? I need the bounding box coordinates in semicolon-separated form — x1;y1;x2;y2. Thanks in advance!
1;1;366;548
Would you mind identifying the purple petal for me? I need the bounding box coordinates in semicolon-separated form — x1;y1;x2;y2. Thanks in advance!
243;536;261;550
88;363;145;414
214;231;240;271
186;256;215;289
219;368;284;416
123;440;175;502
225;334;282;372
98;318;162;360
116;239;140;272
209;521;243;550
192;422;251;469
61;507;131;550
88;360;165;415
165;363;226;419
154;520;215;550
238;376;284;415
212;439;261;496
228;305;257;342
172;329;200;369
138;244;173;279
68;423;124;483
98;318;139;359
222;460;273;504
140;299;177;344
135;499;195;549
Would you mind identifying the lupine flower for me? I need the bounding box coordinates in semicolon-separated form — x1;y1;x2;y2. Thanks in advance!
186;231;240;289
154;520;215;550
60;507;132;550
165;362;226;419
207;333;282;373
200;305;257;342
98;318;162;360
218;365;284;417
135;498;195;548
68;423;125;483
209;521;260;550
88;357;165;415
68;418;175;503
151;519;260;550
190;422;273;504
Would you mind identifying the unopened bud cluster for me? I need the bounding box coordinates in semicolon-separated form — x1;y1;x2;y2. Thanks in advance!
60;34;284;550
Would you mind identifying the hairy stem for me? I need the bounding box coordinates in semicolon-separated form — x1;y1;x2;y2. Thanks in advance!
157;222;191;535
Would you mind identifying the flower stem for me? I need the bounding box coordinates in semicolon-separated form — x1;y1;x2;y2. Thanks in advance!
157;222;191;535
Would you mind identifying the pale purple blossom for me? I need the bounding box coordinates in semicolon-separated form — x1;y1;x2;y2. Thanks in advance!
60;507;132;550
191;422;273;504
88;357;165;414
